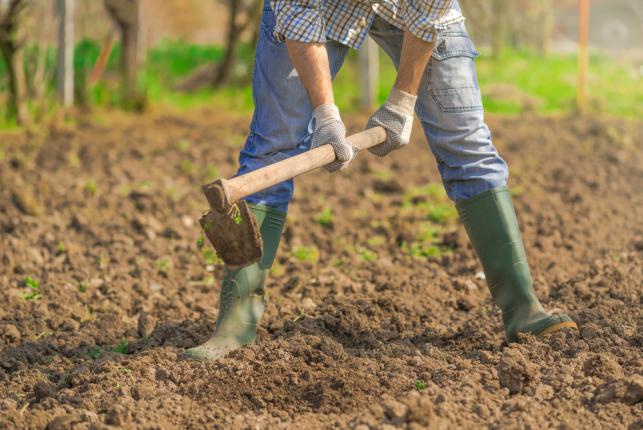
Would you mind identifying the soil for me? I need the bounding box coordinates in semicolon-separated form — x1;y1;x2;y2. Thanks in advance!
0;109;642;429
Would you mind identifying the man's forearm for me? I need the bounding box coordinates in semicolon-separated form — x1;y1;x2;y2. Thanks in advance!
395;30;435;95
285;40;334;108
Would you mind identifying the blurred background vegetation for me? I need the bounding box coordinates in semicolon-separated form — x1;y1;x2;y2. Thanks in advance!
0;0;641;129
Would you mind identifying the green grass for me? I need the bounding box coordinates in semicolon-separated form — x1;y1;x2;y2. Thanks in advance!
87;340;130;360
315;208;334;227
1;40;640;128
155;257;170;273
357;247;378;262
292;246;320;263
415;379;427;391
202;247;222;266
475;49;643;117
108;340;129;354
87;346;102;360
333;47;642;117
20;276;41;301
398;184;457;260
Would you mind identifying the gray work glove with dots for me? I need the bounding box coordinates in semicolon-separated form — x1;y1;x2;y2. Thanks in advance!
366;87;418;157
311;103;357;172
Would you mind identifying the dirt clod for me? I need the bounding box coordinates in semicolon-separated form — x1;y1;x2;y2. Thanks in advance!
583;353;624;380
498;347;538;394
33;381;56;401
1;324;21;343
593;376;643;405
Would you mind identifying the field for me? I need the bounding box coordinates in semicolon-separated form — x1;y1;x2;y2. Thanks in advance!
0;109;642;429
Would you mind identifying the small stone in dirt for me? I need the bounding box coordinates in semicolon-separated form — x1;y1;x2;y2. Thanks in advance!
302;297;316;311
181;215;194;228
1;324;21;342
33;381;56;401
593;375;643;405
497;347;537;395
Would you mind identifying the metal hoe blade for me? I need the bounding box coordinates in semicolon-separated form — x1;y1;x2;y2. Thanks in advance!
199;200;263;269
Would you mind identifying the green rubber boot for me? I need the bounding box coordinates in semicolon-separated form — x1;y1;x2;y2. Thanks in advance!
456;186;577;342
182;203;285;360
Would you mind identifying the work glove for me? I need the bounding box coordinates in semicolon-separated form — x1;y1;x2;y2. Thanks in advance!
311;103;357;172
366;87;418;157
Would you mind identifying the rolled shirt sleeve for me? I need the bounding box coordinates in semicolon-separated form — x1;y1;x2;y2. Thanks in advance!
404;0;464;43
270;0;327;43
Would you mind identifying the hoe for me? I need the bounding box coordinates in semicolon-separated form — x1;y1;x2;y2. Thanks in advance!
199;126;386;268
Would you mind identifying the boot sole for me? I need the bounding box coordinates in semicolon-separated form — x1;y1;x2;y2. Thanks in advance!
537;321;578;338
180;352;211;362
180;349;235;361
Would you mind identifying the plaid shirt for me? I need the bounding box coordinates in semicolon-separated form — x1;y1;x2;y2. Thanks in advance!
270;0;463;50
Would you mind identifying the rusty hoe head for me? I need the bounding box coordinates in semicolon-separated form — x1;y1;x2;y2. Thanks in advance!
202;179;233;213
199;179;263;269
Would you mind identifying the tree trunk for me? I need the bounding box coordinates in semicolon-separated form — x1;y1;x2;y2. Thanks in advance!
0;42;18;121
0;0;27;123
121;20;138;102
213;0;240;87
213;0;262;87
103;0;140;107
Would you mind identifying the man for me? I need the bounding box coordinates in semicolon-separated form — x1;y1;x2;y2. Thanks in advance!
183;0;578;360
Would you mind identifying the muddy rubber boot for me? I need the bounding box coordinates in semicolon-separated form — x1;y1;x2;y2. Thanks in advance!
456;186;577;342
182;203;285;360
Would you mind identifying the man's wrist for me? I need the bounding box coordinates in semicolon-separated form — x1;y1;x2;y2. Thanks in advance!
386;87;417;116
313;103;341;123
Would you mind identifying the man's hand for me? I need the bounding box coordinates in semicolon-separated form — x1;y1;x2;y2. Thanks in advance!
368;30;434;157
311;104;356;172
285;40;356;171
367;87;417;157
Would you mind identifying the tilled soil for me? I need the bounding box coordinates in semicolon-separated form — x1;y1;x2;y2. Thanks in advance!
0;110;641;429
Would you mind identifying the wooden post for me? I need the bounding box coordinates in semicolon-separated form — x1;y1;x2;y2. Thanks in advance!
577;0;590;113
359;35;379;109
56;0;75;108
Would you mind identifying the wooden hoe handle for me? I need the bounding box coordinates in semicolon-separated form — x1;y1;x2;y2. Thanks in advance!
203;126;386;211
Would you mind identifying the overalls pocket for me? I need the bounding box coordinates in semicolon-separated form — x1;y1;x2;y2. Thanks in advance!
429;35;483;113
